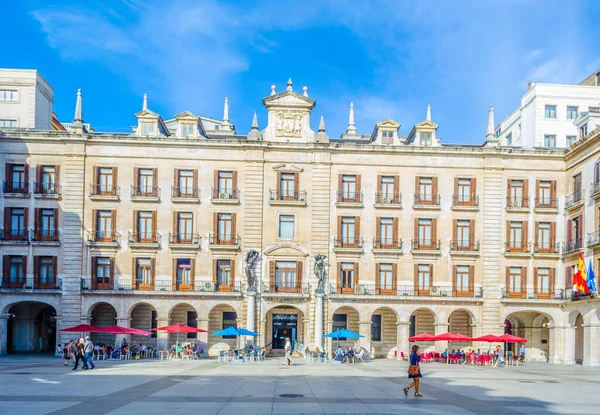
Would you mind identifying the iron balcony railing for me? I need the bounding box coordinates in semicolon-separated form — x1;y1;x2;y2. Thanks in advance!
411;238;441;251
505;241;531;253
211;187;239;200
534;197;558;209
329;283;483;298
208;233;241;246
591;181;600;198
128;231;161;245
110;279;243;292
336;191;363;203
268;189;307;202
0;228;29;242
506;196;529;208
87;230;121;244
168;232;201;245
565;189;584;209
374;192;401;205
131;185;160;198
588;231;600;247
562;238;583;253
34;182;61;195
333;236;364;249
171;186;200;199
89;184;120;197
1;276;61;290
30;229;60;242
452;195;479;207
373;238;402;250
501;288;572;300
413;193;440;206
449;240;480;251
261;282;311;294
533;242;560;254
3;181;29;194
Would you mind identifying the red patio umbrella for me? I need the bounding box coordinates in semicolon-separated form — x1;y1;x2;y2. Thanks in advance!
432;332;472;341
496;334;527;343
408;332;436;342
60;324;104;332
472;334;501;342
95;325;152;336
152;323;207;347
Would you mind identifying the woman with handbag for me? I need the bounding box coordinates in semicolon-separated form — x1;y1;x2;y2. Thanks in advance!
404;345;423;397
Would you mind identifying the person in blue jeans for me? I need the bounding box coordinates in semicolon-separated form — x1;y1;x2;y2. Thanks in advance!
84;336;96;369
404;345;423;397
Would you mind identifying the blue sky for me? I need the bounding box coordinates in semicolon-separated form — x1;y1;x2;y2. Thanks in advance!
5;0;600;143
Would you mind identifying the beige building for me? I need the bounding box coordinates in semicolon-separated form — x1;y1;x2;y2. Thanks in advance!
1;74;600;365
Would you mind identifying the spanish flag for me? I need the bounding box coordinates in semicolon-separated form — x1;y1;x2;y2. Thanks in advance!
574;253;591;294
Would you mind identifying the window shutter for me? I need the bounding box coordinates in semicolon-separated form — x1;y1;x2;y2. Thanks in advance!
392;217;399;243
110;210;116;234
269;261;275;287
297;261;303;286
2;255;8;283
4;164;9;182
523;221;528;250
276;172;282;196
392;263;397;287
337;216;342;241
431;218;438;245
232;213;237;237
212;260;218;284
413;264;419;294
90;256;97;288
150;258;156;285
293;173;299;199
376;175;382;203
173;211;178;238
469;220;475;248
549;268;555;294
414;176;420;199
213;212;218;239
192;169;198;193
470;178;476;202
189;258;196;287
354;216;360;244
53;208;59;238
132;258;137;289
109;257;115;285
551;180;556;203
507;179;512;204
432;177;438;203
151;211;157;237
51;256;57;285
91;210;98;238
35;208;41;239
338;174;343;201
428;264;434;287
337;263;342;292
393;175;400;203
375;217;381;243
232;171;238;197
533;268;538;294
523;179;529;207
567;219;573;241
413;218;419;244
92;166;98;188
355;174;361;202
3;207;9;231
213;170;219;195
22;255;27;283
566;266;573;287
452;219;458;246
112;167;118;189
133;167;139;190
353;262;359;285
505;267;510;289
453;177;458;200
34;256;40;288
24;164;29;188
230;259;235;285
535;180;540;205
152;168;158;193
172;258;178;288
469;265;474;295
54;165;60;191
534;222;539;246
174;169;179;191
132;210;138;236
375;263;381;291
36;164;42;191
550;222;556;246
452;265;457;293
576;215;583;239
24;207;29;230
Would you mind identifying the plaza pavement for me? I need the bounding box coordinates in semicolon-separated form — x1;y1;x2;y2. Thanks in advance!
0;355;598;415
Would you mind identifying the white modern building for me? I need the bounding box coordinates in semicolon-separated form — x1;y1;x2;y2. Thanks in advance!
0;69;54;130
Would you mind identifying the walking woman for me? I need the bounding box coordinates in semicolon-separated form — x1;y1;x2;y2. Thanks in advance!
404;345;423;397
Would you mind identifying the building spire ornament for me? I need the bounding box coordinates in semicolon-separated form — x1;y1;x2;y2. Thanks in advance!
223;97;230;123
486;104;495;140
74;89;84;123
251;110;259;131
142;93;148;111
270;85;276;96
346;102;357;134
303;86;308;97
318;114;326;132
287;78;293;92
426;104;431;122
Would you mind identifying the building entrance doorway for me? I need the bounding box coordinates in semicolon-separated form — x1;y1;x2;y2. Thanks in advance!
272;313;297;349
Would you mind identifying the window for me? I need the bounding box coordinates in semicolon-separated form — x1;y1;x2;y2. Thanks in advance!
177;170;195;196
339;263;356;292
544;135;556;148
456;178;473;205
378;263;394;291
417;177;433;202
279;173;296;200
6;164;27;192
455;265;470;293
216;259;232;288
508;221;525;251
36;256;56;288
137;168;155;195
278;215;294;239
371;315;382;341
420;132;432;146
0;90;18;101
275;261;297;288
544;105;556;118
39;166;57;194
217;213;233;243
181;123;195;137
141;122;155;136
507;267;523;294
186;311;198;338
506;133;512;146
332;314;347;339
508;179;526;207
417;219;432;247
135;258;154;289
174;258;193;289
456;220;471;249
537;222;551;251
538;180;553;206
378;217;394;247
217;171;235;198
416;264;431;293
97;167;115;195
379;176;395;202
536;268;550;295
5;207;26;239
567;135;577;146
567;106;578;120
137;211;155;241
340;216;356;246
5;256;25;287
573;173;582;194
38;208;57;240
580;123;588;138
382;130;393;144
222;311;237;339
341;175;357;200
176;212;193;242
0;119;17;127
93;257;112;289
96;210;113;241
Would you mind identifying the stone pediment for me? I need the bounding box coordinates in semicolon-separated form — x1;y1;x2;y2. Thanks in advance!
263;242;310;257
175;110;199;120
135;109;160;118
272;163;303;172
262;91;315;109
378;118;400;128
415;119;439;130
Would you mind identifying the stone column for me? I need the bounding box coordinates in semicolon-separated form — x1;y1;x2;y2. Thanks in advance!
583;323;600;366
247;291;256;346
197;318;209;350
396;321;410;359
0;316;8;355
314;293;324;349
435;323;449;354
326;319;333;356
156;318;170;351
530;327;543;361
236;318;244;349
260;318;267;348
549;325;573;364
358;320;372;356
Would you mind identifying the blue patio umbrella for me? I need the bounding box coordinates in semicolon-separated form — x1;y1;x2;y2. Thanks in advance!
210;327;259;337
324;328;364;348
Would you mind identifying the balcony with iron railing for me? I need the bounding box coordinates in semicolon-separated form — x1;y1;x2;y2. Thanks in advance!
565;189;584;210
333;236;364;253
506;196;529;211
505;241;531;256
1;276;61;290
328;283;483;298
413;193;441;209
0;228;29;243
562;238;584;254
591;182;600;199
449;240;480;256
89;184;120;200
86;230;121;246
451;195;479;210
171;186;200;202
33;182;61;198
131;185;160;201
532;242;561;256
411;238;441;253
534;197;559;211
211;188;240;204
30;229;60;244
268;189;308;206
128;231;161;248
208;233;241;250
2;181;29;197
261;282;311;295
168;232;202;249
501;288;572;301
372;238;403;252
81;278;243;294
374;192;402;208
335;191;363;207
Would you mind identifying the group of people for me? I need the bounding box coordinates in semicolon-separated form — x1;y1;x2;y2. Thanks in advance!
333;346;368;363
169;343;204;357
440;344;526;366
61;337;96;370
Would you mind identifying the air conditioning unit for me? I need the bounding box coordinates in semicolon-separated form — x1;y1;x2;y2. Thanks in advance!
429;286;440;296
356;284;366;295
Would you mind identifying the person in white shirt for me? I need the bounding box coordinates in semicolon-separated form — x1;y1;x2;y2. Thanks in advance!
283;338;295;366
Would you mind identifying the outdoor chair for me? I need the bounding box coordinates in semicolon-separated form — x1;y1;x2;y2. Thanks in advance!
158;350;169;361
399;351;408;361
318;352;328;363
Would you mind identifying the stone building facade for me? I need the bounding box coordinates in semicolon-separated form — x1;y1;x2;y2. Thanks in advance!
1;77;600;365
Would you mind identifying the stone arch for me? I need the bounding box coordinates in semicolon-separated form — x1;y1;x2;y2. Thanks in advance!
89;302;117;346
328;306;360;351
3;301;58;354
505;310;554;362
448;309;473;350
371;307;398;358
263;242;311;257
571;312;584;364
264;305;305;354
409;308;437;352
207;303;238;356
130;302;158;348
168;303;198;347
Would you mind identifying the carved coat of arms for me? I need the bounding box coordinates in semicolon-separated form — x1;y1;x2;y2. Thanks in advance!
275;111;303;138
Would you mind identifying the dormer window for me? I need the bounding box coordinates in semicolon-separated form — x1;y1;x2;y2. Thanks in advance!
382;130;393;144
141;122;155;136
580;123;588;138
181;123;195;137
420;132;432;146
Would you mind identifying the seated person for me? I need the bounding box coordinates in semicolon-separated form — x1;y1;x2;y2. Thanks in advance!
334;346;345;361
442;349;448;359
356;347;366;360
345;346;355;362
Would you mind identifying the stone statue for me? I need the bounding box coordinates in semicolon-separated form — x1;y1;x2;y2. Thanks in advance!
245;250;260;290
314;254;327;292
